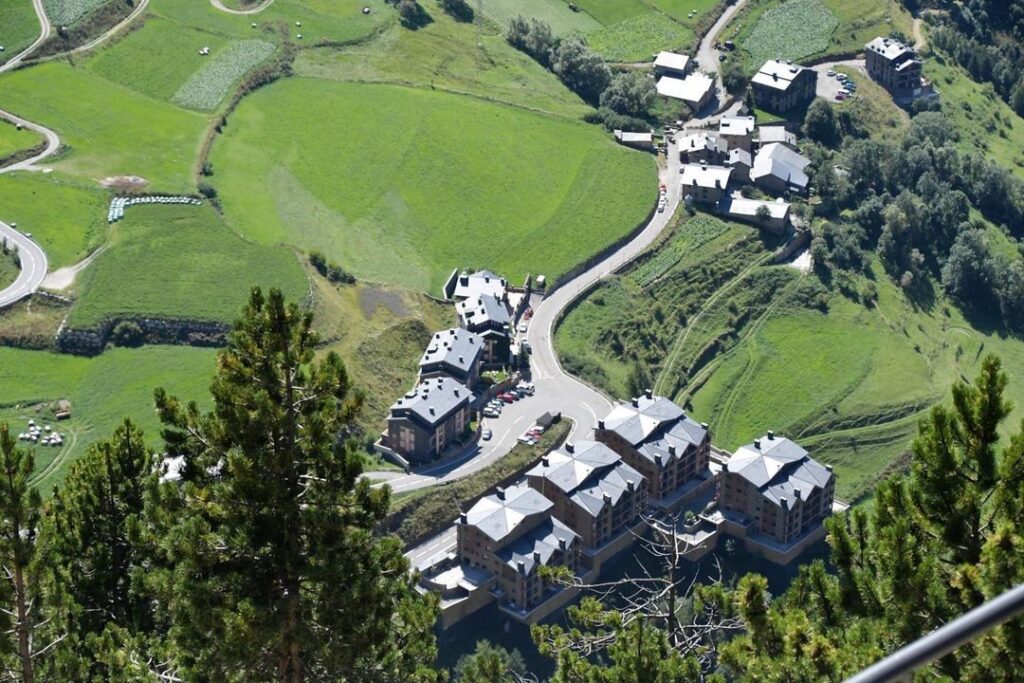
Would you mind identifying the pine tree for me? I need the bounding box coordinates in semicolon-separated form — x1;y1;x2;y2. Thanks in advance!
0;424;46;682
142;288;440;682
38;419;156;680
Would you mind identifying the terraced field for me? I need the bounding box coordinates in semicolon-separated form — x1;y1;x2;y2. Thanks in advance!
67;204;309;327
210;79;655;292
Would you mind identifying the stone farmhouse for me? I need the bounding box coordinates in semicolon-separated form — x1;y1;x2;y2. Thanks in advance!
751;59;817;113
653;50;691;78
751;142;811;194
718;115;756;152
681;163;733;204
386;377;471;463
679;132;729;165
865;36;932;103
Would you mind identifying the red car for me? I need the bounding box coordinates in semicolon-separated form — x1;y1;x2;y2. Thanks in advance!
499;394;516;403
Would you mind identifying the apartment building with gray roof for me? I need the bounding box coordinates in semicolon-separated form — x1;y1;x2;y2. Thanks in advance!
419;328;484;388
386;376;472;462
457;293;513;367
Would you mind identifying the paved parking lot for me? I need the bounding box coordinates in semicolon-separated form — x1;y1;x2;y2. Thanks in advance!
812;59;866;101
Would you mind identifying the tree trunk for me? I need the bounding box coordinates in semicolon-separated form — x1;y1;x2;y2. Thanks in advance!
14;564;33;683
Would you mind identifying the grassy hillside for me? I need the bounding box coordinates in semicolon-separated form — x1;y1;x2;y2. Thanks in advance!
556;213;1024;502
67;204;309;327
0;118;43;160
0;172;107;268
0;345;216;492
0;62;207;191
0;0;41;64
210;78;655;292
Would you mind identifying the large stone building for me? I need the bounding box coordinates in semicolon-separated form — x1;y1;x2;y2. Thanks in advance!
526;440;646;551
865;36;929;102
719;432;835;545
595;391;713;508
457;293;512;367
386;376;471;462
419;328;484;388
457;485;580;618
751;60;817;113
751;142;810;195
680;164;732;204
679;132;729;165
718;115;756;153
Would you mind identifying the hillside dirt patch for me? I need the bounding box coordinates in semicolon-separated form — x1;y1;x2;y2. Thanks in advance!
359;286;408;318
100;175;148;191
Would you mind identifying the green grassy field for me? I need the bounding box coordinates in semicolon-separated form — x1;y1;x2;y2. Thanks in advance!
292;13;591;119
0;250;17;291
0;118;43;160
0;62;207;192
0;345;217;492
67;204;308;327
86;17;234;103
587;11;694;62
0;0;40;65
209;78;655;292
724;0;913;69
0;172;107;269
478;0;601;35
42;0;106;27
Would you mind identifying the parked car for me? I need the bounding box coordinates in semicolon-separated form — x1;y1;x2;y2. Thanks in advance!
826;69;836;77
483;408;500;418
482;429;492;441
500;394;515;404
518;322;528;333
522;341;532;353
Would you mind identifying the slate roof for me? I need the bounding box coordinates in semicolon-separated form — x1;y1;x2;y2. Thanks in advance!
497;516;579;575
751;60;811;92
527;440;645;517
656;73;714;105
680;132;728;155
389;376;470;428
654;51;690;73
601;395;708;469
419;328;483;375
452;270;507;301
866;36;917;64
457;293;511;330
727;434;833;509
752;143;810;191
462;484;553;543
719;116;756;137
722;196;790;220
758;125;797;147
728;148;752;168
616;130;654;144
681;164;732;190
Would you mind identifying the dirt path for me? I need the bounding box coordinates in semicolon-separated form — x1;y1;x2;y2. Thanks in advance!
209;0;274;15
41;247;106;291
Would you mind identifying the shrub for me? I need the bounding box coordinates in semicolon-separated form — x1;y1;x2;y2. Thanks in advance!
110;321;144;347
197;182;217;199
438;0;472;22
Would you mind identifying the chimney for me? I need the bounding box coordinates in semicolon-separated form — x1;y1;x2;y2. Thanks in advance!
429;408;435;416
715;179;721;189
825;464;834;472
781;496;788;508
627;480;635;492
668;445;677;457
533;551;541;564
459;512;467;524
558;538;567;550
631;398;639;408
603;492;612;505
565;442;575;454
644;388;653;399
598;419;605;430
517;560;526;574
496;487;506;501
754;439;761;449
767;430;775;440
794;489;802;500
541;456;550;466
700;422;709;430
655;454;662;467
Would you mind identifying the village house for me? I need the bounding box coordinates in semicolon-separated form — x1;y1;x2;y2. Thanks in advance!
526;440;646;554
751;59;817;113
595;391;713;509
727;148;752;184
386;376;472;463
681;163;732;204
757;124;798;150
419;328;484;389
614;130;655;152
653;50;691;79
721;196;791;235
718;115;756;152
719;432;835;548
457;485;581;620
657;72;715;111
457;293;512;368
751;142;810;194
679;132;729;165
865;36;930;102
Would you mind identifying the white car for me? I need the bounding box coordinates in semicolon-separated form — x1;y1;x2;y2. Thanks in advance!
518;322;528;333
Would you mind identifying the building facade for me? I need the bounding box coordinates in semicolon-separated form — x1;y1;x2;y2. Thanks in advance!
386;376;471;462
719;432;835;544
457;485;580;615
457;293;512;367
865;36;926;101
595;391;711;505
680;164;732;204
526;440;646;550
419;327;484;388
751;60;817;113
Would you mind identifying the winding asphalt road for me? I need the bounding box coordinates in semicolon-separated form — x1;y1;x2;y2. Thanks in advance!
209;0;274;15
